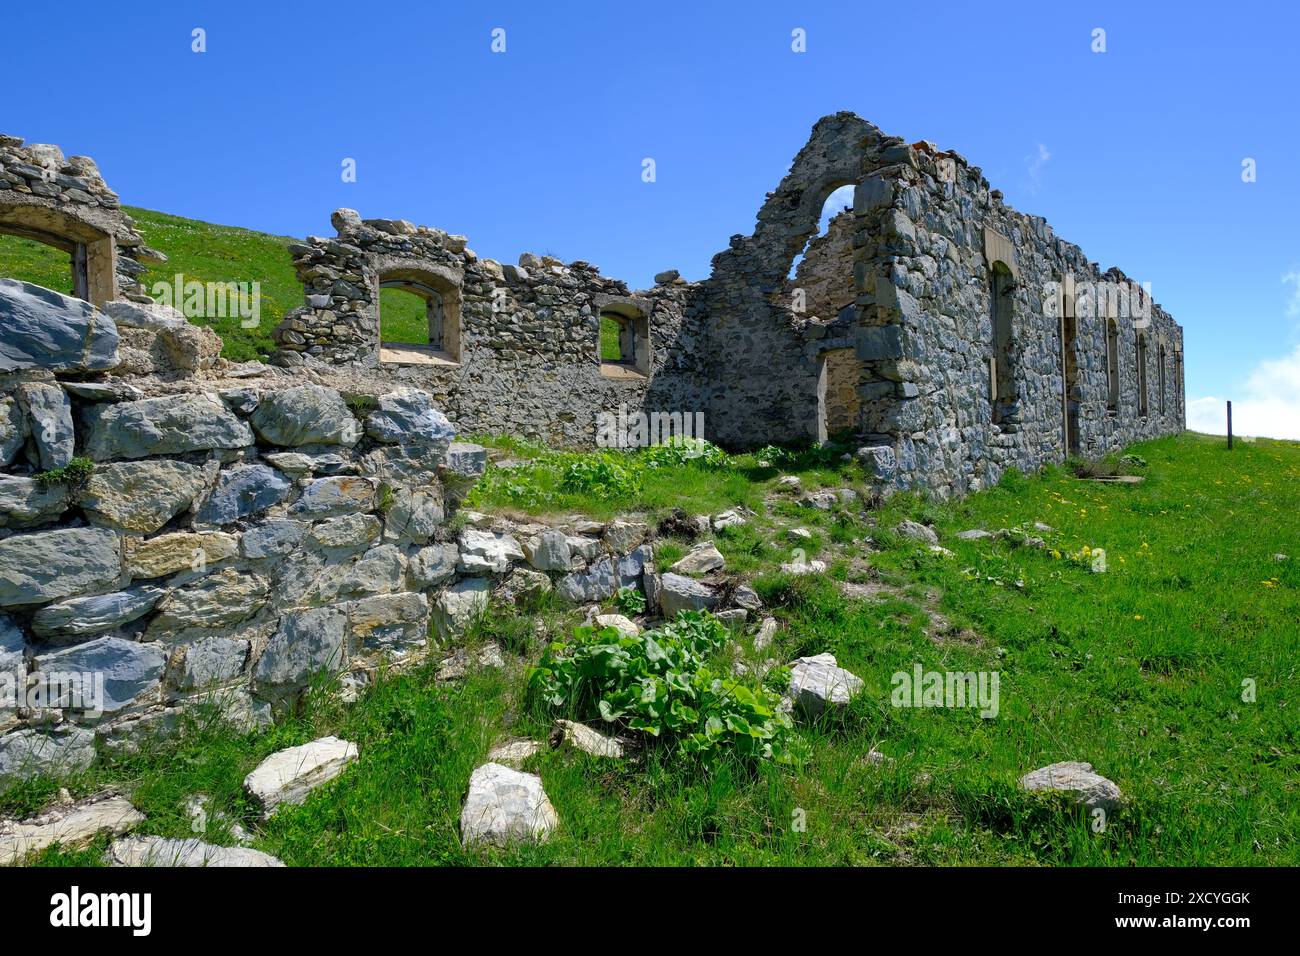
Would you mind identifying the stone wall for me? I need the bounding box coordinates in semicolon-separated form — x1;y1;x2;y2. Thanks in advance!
0;283;672;783
270;211;708;448
3;115;1187;498
850;138;1186;495
0;136;165;308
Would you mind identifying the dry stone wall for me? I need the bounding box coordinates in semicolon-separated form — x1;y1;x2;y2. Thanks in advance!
0;136;165;307
271;210;707;448
0;283;673;784
850;139;1186;495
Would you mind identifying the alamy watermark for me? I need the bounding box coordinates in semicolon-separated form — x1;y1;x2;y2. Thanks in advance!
1041;273;1151;329
151;273;261;328
891;665;1000;718
1;670;105;718
595;404;705;449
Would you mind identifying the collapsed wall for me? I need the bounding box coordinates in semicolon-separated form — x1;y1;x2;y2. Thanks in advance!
0;280;679;784
271;210;707;447
0;135;166;307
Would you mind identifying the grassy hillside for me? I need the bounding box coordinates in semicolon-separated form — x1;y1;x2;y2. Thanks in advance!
6;431;1296;866
0;208;440;362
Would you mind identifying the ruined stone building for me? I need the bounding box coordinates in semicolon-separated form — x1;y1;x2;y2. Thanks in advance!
0;118;1185;780
3;113;1185;501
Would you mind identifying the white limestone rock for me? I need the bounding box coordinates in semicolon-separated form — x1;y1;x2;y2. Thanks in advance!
1019;761;1123;813
1;794;143;864
786;652;863;717
243;736;359;819
460;762;558;848
106;835;284;867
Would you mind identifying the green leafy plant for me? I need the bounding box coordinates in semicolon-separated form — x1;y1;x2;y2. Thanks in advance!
33;456;94;490
528;611;795;764
615;586;646;616
639;437;728;468
560;454;641;498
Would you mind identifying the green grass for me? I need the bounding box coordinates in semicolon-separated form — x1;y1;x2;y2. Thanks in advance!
0;208;302;363
7;432;1298;866
599;315;622;362
378;287;431;346
0;233;77;295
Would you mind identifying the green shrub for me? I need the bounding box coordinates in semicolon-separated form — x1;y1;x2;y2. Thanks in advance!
34;456;94;489
528;611;794;764
639;437;728;468
560;454;641;497
615;586;646;616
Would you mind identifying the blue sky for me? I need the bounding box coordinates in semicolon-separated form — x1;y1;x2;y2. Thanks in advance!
3;1;1297;436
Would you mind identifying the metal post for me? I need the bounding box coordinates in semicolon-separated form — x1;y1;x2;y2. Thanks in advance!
1227;400;1233;450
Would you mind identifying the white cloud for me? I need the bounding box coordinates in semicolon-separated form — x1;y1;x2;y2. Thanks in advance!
1024;143;1051;193
1187;272;1300;440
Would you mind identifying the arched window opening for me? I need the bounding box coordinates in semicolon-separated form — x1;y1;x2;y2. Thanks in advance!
1137;333;1149;417
786;184;856;324
597;302;649;378
788;184;855;279
990;261;1017;423
1105;319;1120;412
377;269;461;366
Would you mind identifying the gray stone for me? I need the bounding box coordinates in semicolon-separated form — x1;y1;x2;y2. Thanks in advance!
592;613;639;637
347;592;429;654
146;569;267;637
409;543;459;588
458;528;524;574
195;463;292;524
670;542;725;575
786;653;863;717
566;534;603;562
0;396;27;466
0;726;96;782
460;762;558;848
338;543;406;597
78;459;208;532
82;393;254;460
604;519;648;554
0;527;121;607
30;587;165;641
102;299;187;332
61;381;144;402
658;572;720;618
176;637;249;689
442;442;487;480
895;520;939;546
243;736;358;819
253;605;347;692
433;578;490;639
240;519;307;559
2;794;144;864
524;529;572;571
35;637;167;715
307;513;381;552
955;529;993;540
0;474;68;528
487;738;545;768
1020;761;1123;813
126;531;238;579
292;476;377;517
383;485;444;544
250;384;359;447
557;556;617;603
551;719;625;758
365;387;456;450
105;835;284;868
0;279;118;372
16;381;74;469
